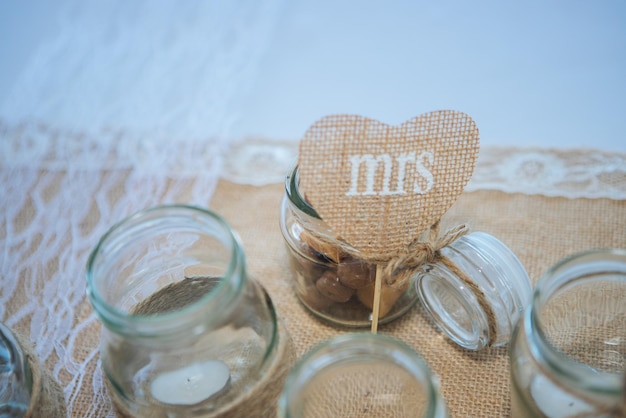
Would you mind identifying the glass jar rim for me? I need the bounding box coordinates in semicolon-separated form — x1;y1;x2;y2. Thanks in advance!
86;204;246;335
417;271;489;350
0;322;23;373
285;163;320;219
529;248;626;395
279;332;442;417
282;163;363;259
0;322;32;409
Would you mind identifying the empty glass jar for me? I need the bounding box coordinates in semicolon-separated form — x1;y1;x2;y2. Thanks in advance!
87;205;290;417
415;232;532;350
278;333;448;418
509;249;626;417
280;164;419;327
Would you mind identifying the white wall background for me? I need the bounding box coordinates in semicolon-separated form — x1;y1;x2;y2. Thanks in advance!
1;1;625;152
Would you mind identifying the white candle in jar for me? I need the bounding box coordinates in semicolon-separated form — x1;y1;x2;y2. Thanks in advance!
151;360;230;405
531;375;595;417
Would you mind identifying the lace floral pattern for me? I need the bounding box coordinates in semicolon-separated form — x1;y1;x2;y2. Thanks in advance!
224;138;626;200
468;147;626;199
4;121;625;198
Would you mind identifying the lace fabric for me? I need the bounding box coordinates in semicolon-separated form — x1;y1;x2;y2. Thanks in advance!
1;168;217;417
224;137;626;200
4;121;625;198
468;147;626;199
1;0;285;144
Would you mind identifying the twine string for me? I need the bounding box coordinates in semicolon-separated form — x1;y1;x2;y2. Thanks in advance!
383;222;469;280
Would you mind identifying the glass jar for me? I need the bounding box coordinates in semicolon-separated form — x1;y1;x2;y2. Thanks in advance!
415;232;532;350
509;249;626;417
87;204;290;417
0;323;66;417
278;333;448;418
0;323;31;417
279;164;419;327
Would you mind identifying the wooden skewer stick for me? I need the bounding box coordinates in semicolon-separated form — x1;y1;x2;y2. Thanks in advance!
371;264;384;333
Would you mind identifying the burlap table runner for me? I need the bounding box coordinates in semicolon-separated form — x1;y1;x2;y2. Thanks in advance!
209;180;626;417
3;173;625;417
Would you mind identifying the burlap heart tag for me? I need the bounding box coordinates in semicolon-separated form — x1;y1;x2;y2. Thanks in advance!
298;110;479;261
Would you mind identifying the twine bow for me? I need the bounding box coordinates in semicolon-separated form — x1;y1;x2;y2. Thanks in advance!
383;221;469;280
